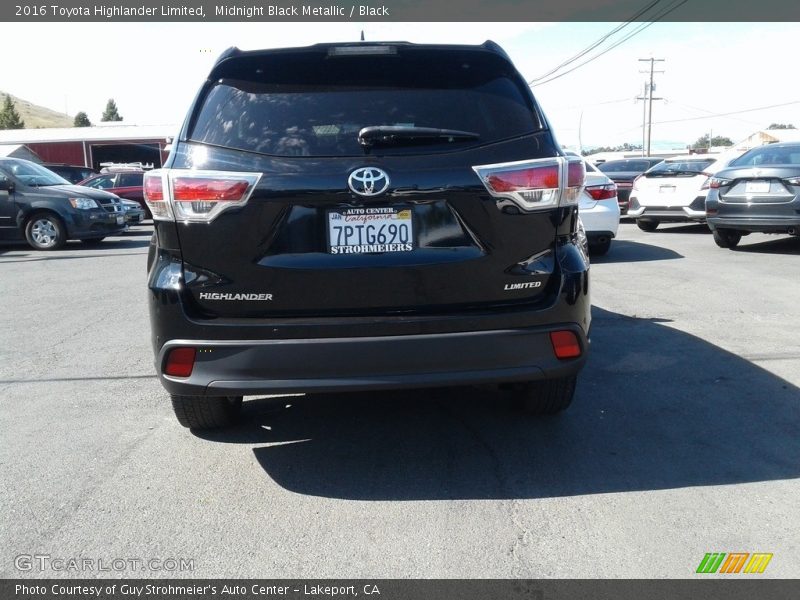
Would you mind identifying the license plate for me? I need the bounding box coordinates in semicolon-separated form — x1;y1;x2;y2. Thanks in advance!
659;185;676;193
327;207;413;254
745;181;770;193
116;215;124;225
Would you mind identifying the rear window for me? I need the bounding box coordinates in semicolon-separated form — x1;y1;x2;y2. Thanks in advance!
597;161;630;173
118;172;144;187
647;159;714;174
730;144;800;167
188;49;540;157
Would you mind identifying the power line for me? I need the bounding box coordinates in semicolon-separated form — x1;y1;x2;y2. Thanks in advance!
665;101;764;126
533;0;688;87
652;100;800;124
557;97;637;111
615;99;800;135
528;0;662;84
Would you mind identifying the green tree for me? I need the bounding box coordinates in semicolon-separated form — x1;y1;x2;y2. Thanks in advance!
0;94;25;129
101;99;123;122
693;134;733;149
767;123;796;130
73;111;92;127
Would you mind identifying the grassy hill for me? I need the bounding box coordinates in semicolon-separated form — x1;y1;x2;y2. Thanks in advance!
0;91;73;129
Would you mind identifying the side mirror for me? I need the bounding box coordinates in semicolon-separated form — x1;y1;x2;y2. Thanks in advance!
0;176;13;192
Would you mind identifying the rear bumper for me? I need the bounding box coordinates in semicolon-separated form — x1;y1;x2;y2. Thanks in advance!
580;199;620;238
157;325;588;396
707;191;800;233
707;216;800;233
148;241;591;396
628;195;706;221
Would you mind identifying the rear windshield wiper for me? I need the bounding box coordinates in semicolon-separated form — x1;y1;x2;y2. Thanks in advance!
358;126;481;148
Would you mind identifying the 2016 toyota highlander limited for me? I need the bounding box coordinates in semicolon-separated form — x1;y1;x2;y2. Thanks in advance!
145;41;591;429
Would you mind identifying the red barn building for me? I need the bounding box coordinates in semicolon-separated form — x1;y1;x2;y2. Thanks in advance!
0;124;177;170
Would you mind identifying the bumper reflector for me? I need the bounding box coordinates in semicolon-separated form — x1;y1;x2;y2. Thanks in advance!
550;331;582;360
165;347;196;377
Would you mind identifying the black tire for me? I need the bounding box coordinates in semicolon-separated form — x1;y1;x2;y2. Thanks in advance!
636;219;659;232
517;375;577;415
80;237;106;244
712;228;741;249
589;238;611;256
170;395;243;429
25;212;67;250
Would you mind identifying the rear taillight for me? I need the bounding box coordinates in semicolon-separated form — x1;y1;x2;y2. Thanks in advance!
473;156;585;211
143;169;261;222
143;171;172;220
707;177;732;189
164;347;196;378
632;174;643;190
784;177;800;185
585;183;617;200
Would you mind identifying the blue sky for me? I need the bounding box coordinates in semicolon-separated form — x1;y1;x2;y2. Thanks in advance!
2;21;797;149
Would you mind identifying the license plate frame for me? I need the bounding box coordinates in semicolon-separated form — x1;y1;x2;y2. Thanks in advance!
659;185;676;193
116;215;124;225
327;206;414;255
745;180;770;194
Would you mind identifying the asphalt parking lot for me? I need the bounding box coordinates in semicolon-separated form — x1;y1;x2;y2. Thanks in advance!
1;222;798;579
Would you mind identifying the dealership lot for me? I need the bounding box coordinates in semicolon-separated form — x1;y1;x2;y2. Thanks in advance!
1;223;798;578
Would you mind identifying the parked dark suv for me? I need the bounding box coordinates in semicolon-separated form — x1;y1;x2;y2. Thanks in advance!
145;41;591;429
0;158;126;250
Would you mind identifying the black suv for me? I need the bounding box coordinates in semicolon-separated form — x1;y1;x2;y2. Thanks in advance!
145;41;591;429
0;158;126;250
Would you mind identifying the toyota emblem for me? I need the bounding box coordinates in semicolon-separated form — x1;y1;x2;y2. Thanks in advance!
348;167;390;197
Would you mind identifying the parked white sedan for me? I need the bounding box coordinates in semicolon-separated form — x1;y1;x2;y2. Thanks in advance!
576;158;621;255
627;152;741;231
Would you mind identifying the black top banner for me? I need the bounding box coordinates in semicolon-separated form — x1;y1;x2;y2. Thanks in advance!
2;0;800;22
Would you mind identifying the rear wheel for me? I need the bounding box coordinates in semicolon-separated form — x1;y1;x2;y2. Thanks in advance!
712;228;741;249
170;395;243;429
636;219;659;232
589;238;611;256
515;375;577;415
25;213;67;250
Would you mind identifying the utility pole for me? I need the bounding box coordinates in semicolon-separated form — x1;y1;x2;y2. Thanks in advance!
637;58;665;156
640;82;647;157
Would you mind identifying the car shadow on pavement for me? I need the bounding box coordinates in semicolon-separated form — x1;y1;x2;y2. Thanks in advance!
592;240;683;263
734;236;800;255
195;306;800;500
652;224;710;234
67;239;151;250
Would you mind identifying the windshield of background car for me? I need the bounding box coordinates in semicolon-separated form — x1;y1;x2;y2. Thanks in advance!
646;159;714;175
729;144;800;167
188;49;542;156
83;174;118;189
0;160;69;186
597;161;630;173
